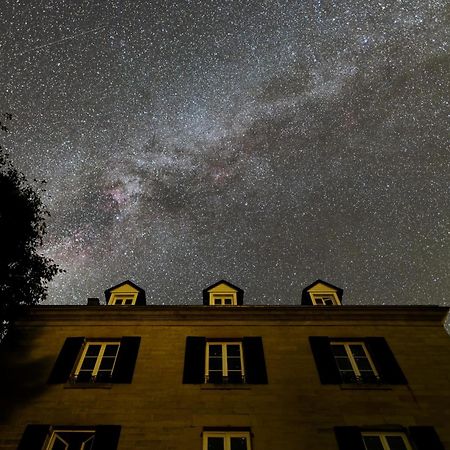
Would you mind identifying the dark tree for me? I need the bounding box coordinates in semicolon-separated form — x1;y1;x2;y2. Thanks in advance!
0;115;61;338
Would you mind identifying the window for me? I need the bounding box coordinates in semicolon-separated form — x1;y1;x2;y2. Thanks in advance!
108;294;137;305
206;342;245;383
183;337;268;384
309;337;407;385
48;337;141;384
362;432;412;450
334;427;445;450
45;429;95;450
18;425;121;450
203;432;251;450
331;342;379;383
209;294;237;306
73;341;120;383
311;293;340;305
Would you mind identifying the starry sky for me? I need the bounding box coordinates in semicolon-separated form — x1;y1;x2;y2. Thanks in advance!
1;0;449;308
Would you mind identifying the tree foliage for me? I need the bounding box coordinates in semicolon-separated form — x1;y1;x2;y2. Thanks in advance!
0;114;61;336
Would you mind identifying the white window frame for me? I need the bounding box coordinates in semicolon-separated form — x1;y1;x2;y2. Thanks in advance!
45;429;96;450
203;431;251;450
205;342;245;382
330;341;379;381
209;293;237;306
73;341;121;381
310;293;340;305
362;431;412;450
108;293;137;305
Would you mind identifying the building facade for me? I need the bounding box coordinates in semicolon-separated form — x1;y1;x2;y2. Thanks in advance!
0;280;449;450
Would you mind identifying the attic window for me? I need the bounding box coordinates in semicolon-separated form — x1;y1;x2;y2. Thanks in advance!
108;294;137;305
310;293;340;306
209;294;237;306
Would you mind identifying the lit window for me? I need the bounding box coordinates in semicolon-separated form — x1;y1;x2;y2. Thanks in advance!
72;341;120;383
203;431;251;450
362;432;412;450
206;342;245;383
331;342;379;383
209;295;237;306
45;430;95;450
311;294;340;305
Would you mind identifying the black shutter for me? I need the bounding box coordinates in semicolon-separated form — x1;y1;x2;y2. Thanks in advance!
409;426;445;450
93;425;121;450
309;336;341;384
334;427;365;450
364;337;407;384
183;337;206;383
242;337;268;384
48;337;84;384
17;424;50;450
111;337;141;383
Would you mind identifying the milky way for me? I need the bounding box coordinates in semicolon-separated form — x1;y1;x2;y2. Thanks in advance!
1;0;449;309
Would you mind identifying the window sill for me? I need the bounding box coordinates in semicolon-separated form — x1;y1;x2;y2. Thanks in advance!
64;383;114;389
201;385;251;390
339;384;392;390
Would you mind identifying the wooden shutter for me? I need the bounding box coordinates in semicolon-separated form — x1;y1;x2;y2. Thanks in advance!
111;337;141;383
48;337;84;384
308;336;341;384
364;337;407;384
242;337;268;384
17;424;50;450
93;425;121;450
409;426;445;450
183;337;206;383
334;427;365;450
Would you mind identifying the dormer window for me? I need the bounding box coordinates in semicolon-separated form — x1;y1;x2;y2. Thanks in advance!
203;280;244;306
104;280;146;306
108;294;137;305
310;293;341;306
301;280;343;306
210;294;237;306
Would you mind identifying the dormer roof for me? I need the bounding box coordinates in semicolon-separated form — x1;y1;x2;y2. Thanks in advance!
104;280;146;305
301;279;343;305
202;279;244;305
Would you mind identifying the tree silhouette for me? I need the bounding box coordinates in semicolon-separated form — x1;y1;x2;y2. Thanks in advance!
0;114;61;339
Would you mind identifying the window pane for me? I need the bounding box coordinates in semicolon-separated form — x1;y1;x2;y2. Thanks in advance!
80;357;97;371
349;345;366;357
386;436;408;450
224;298;232;304
227;345;241;357
103;345;119;357
209;358;223;371
331;345;347;356
335;357;353;371
99;357;115;371
230;437;248;450
209;345;222;357
208;437;224;450
227;358;242;371
355;357;373;372
214;298;222;305
51;436;68;450
363;436;384;450
85;345;101;357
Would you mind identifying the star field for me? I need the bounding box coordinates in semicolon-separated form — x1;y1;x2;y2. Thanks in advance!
1;0;449;308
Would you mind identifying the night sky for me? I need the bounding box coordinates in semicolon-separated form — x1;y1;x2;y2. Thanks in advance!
1;1;449;308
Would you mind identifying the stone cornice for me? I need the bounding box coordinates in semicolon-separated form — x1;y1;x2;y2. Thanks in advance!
14;305;449;327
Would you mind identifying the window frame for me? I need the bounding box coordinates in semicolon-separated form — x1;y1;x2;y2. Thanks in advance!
108;293;138;305
310;292;341;305
72;340;121;383
209;293;237;306
203;431;251;450
330;341;379;383
362;431;413;450
45;429;96;450
205;341;245;383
